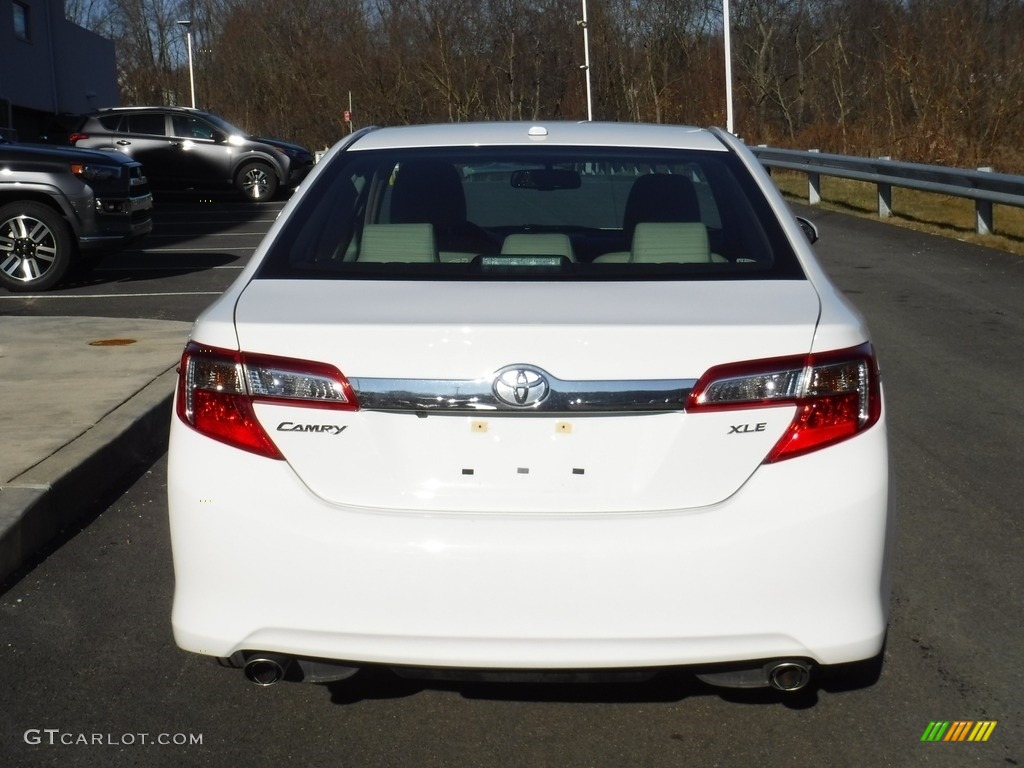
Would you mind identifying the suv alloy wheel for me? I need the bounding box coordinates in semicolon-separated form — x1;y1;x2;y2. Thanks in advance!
236;161;279;201
0;202;73;292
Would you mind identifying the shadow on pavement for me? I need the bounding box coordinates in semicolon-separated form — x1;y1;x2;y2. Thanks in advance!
324;661;886;709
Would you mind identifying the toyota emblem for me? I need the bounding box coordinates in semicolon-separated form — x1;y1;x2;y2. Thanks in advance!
493;366;550;408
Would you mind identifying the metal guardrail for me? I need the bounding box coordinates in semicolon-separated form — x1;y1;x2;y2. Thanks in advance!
750;146;1024;236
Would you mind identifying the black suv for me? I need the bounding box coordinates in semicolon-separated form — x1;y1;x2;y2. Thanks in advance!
71;107;314;201
0;136;153;291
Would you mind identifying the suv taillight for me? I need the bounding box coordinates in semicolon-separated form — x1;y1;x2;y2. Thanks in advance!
68;132;89;144
176;342;358;459
686;343;881;462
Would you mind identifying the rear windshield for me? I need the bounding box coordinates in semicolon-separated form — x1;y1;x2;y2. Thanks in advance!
256;146;804;281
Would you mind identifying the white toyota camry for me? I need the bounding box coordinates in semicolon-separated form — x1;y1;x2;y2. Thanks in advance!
168;122;891;693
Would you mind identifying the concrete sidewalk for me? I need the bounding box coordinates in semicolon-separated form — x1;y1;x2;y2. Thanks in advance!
0;316;193;585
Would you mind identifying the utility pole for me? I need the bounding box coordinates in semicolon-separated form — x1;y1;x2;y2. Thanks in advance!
177;20;196;108
578;1;593;121
723;0;734;133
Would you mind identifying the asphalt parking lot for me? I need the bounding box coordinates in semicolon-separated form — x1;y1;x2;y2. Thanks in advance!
0;191;276;321
0;199;1021;767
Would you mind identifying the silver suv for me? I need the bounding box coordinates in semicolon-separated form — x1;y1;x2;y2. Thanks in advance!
71;107;314;201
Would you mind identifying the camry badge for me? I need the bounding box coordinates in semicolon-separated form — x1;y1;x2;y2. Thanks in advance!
276;422;348;435
493;366;550;408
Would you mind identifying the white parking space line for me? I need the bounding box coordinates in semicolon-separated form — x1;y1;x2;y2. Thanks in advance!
0;291;224;300
155;216;280;224
147;232;270;238
155;213;279;218
128;247;256;253
91;264;245;271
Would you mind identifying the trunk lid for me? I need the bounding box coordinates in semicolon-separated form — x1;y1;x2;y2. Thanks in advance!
234;279;820;512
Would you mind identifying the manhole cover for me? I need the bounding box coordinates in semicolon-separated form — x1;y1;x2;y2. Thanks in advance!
88;338;138;346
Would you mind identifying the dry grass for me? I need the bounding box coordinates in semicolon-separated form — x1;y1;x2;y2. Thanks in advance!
769;170;1024;257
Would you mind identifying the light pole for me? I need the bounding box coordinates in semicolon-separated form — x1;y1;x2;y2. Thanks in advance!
177;19;196;108
723;0;734;133
578;1;593;121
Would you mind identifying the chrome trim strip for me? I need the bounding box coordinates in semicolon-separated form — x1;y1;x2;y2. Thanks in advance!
351;369;696;413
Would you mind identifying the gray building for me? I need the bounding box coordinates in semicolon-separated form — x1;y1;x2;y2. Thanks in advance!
1;0;117;140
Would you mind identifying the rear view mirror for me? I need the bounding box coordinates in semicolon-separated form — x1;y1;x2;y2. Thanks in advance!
511;169;581;191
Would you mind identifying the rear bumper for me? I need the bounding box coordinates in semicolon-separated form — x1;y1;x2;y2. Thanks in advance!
168;409;891;669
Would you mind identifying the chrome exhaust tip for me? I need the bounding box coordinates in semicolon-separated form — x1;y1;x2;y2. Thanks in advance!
767;660;812;692
243;654;290;686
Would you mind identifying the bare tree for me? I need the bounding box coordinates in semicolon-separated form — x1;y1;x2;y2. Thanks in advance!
63;0;1024;172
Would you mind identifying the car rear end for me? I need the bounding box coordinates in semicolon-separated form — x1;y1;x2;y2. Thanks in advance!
168;122;890;691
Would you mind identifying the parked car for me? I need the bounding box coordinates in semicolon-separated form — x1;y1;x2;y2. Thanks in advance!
168;122;891;693
0;136;153;291
35;112;88;145
70;107;314;201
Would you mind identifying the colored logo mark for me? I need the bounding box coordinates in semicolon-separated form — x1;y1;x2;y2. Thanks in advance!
921;721;997;742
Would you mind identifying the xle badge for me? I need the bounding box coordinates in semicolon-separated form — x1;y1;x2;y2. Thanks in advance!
729;423;767;434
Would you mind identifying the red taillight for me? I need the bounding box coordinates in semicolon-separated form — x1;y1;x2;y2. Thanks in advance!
176;342;358;459
187;386;282;459
68;132;89;144
686;343;881;462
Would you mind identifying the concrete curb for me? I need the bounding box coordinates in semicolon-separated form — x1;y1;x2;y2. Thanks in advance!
0;367;177;585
